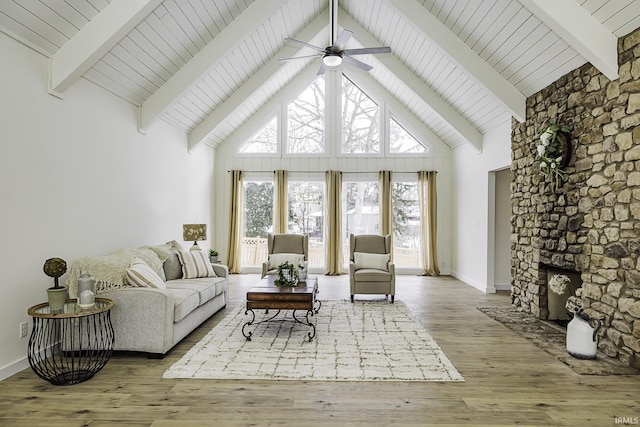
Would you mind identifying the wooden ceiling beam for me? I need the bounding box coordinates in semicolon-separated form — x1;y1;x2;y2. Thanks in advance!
338;10;483;152
384;0;526;123
518;0;619;81
138;0;290;133
48;0;163;97
188;9;329;152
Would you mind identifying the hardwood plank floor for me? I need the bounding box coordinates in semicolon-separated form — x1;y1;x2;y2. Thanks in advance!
2;274;639;426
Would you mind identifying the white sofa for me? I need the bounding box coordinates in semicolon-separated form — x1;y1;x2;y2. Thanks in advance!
67;242;229;357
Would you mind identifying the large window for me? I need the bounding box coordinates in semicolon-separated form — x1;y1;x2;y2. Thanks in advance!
241;179;273;267
392;179;421;268
288;180;325;269
342;76;380;154
287;77;325;154
342;179;380;265
238;116;277;154
389;116;428;154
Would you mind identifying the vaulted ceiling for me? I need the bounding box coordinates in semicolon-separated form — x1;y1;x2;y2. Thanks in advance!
2;0;639;153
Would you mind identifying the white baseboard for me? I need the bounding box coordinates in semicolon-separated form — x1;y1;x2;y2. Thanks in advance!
494;283;511;291
450;270;489;293
0;357;29;382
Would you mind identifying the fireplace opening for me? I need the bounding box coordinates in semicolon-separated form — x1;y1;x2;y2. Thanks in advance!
544;265;583;328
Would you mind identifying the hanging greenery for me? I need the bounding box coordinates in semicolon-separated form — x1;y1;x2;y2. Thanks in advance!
536;119;572;191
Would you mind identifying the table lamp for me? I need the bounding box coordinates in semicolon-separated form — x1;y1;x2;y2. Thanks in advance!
183;224;207;250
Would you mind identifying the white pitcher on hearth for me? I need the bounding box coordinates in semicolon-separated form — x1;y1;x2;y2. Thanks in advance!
566;309;601;359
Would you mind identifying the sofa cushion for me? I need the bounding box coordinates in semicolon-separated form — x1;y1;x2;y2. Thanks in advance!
354;269;392;282
163;240;184;281
177;250;216;279
354;252;390;271
169;288;201;322
268;253;304;270
166;277;224;305
126;258;167;289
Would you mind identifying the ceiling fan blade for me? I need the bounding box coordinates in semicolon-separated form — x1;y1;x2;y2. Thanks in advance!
284;37;325;53
316;62;328;75
342;55;373;72
342;46;391;56
333;29;353;49
278;54;322;62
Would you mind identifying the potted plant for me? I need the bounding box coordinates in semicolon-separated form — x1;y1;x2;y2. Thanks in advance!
43;257;67;311
208;249;219;263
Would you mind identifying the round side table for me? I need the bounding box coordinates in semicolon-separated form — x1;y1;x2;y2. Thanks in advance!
27;297;115;385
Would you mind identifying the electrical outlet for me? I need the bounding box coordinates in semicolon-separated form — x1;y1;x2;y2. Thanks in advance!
19;321;28;338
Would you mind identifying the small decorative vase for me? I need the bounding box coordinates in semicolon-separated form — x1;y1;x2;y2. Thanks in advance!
210;256;218;263
47;287;67;311
566;310;601;359
78;289;95;309
77;273;96;296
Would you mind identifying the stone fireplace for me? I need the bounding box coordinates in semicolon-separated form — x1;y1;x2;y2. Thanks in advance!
511;27;640;368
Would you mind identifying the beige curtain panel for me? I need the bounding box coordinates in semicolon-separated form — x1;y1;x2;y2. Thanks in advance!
227;170;244;274
418;170;440;276
325;170;344;275
274;170;288;234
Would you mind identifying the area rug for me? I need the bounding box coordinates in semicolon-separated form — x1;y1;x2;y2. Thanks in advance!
164;300;464;381
477;306;639;375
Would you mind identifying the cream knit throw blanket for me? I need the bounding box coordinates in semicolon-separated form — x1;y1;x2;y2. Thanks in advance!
66;245;169;298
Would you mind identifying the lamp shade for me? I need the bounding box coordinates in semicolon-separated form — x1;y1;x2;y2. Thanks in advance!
183;224;207;242
323;54;342;67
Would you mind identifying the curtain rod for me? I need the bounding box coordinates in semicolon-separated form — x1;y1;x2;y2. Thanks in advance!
226;170;433;174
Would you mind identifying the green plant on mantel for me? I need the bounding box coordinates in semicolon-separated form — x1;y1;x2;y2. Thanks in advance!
536;119;572;191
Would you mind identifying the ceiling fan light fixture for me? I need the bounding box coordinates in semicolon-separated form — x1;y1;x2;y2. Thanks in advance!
323;54;342;67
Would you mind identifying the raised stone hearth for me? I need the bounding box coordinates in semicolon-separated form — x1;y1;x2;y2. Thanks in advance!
511;27;640;368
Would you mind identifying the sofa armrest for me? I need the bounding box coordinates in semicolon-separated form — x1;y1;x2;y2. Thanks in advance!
99;287;175;354
212;263;228;278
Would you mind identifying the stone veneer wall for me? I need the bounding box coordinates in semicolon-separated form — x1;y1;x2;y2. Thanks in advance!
511;27;640;368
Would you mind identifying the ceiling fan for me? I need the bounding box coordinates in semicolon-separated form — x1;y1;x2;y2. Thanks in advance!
280;0;391;75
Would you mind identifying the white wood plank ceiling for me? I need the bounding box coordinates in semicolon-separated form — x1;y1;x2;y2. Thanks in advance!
1;0;639;151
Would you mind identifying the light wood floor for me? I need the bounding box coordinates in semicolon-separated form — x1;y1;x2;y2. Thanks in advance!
2;275;639;426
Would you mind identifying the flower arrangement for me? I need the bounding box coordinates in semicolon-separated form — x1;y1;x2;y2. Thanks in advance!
548;273;571;295
565;288;584;315
275;261;298;287
536;119;571;190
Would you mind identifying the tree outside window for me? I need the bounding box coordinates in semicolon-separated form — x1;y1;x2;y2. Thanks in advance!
392;181;421;268
288;181;325;268
241;180;273;267
287;78;325;154
342;76;379;154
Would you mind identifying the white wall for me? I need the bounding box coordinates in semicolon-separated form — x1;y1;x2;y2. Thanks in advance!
451;120;511;292
0;33;214;379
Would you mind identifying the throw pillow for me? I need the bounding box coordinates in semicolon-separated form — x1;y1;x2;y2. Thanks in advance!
268;253;305;270
354;252;390;271
163;240;184;281
126;258;167;289
177;250;217;279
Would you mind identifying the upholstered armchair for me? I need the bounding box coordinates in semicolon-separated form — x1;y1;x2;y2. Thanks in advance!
261;233;309;278
349;234;395;303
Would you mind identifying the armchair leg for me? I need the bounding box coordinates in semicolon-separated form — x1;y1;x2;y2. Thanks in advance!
391;295;394;303
350;295;354;303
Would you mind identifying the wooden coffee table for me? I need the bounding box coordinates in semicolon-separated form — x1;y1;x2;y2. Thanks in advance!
243;275;320;342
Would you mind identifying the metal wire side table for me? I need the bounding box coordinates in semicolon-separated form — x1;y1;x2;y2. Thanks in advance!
27;298;115;385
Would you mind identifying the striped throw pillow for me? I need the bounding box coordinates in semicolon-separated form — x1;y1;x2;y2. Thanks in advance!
176;250;216;279
126;258;167;289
